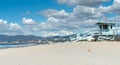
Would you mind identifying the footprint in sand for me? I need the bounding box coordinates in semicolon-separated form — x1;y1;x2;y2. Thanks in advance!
88;48;91;52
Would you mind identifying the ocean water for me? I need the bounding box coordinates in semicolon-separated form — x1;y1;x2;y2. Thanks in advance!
0;44;38;49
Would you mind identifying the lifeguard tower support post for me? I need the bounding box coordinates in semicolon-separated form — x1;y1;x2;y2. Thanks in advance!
95;22;116;41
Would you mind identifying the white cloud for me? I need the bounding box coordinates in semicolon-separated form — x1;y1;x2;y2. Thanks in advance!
40;5;103;31
0;19;8;31
41;9;69;19
73;5;103;19
57;0;110;7
40;31;60;37
47;17;59;22
99;0;120;14
0;19;7;24
10;23;21;30
37;6;102;36
59;30;74;35
22;18;36;25
40;30;74;37
0;19;23;35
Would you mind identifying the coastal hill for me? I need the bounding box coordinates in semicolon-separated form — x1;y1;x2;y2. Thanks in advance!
0;35;71;44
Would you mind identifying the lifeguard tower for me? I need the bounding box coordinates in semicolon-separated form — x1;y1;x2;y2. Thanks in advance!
70;20;117;41
94;22;116;41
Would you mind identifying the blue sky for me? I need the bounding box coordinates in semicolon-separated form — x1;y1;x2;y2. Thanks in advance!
103;0;114;6
0;0;73;24
0;0;113;23
0;0;120;36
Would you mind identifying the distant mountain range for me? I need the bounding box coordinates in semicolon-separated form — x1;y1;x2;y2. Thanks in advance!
0;35;42;42
0;35;72;44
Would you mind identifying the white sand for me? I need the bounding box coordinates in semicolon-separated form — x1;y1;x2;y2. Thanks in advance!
0;42;120;65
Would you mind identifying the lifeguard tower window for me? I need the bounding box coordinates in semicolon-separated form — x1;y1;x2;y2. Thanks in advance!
103;25;108;29
111;26;112;29
99;25;102;29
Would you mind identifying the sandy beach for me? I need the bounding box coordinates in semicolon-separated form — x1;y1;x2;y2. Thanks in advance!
0;42;120;65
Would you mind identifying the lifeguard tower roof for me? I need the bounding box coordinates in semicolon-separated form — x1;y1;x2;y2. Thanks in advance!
96;22;116;25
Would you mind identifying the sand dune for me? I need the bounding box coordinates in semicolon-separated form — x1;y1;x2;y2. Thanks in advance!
0;42;120;65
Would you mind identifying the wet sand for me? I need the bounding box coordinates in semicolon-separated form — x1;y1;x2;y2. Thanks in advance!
0;42;120;65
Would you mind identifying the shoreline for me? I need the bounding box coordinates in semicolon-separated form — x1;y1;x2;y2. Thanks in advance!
0;41;120;49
